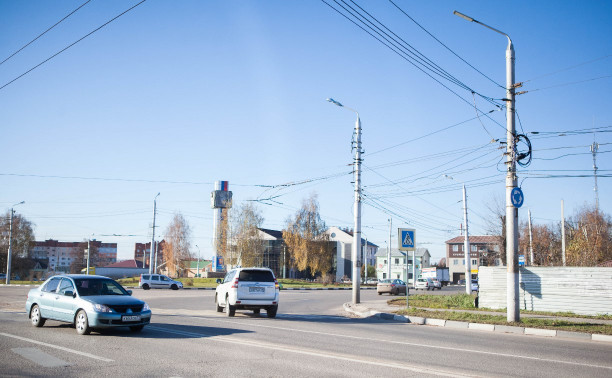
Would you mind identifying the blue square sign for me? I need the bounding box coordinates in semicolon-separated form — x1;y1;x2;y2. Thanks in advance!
398;228;416;251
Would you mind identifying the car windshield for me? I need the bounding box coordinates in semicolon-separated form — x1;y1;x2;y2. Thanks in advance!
74;278;128;296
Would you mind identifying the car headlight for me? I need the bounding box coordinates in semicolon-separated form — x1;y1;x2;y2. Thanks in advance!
93;304;113;313
142;302;150;311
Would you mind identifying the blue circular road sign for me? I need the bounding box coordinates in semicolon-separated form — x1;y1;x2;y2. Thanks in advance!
511;187;524;208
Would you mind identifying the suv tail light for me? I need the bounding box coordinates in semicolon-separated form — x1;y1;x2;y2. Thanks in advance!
231;277;239;289
274;278;279;290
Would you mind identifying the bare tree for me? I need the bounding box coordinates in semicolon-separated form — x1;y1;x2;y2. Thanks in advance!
163;213;193;277
229;203;265;267
0;211;35;276
70;240;99;274
282;193;331;277
519;221;561;266
483;196;506;265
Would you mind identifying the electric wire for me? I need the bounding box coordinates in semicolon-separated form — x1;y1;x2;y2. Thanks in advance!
522;54;612;84
0;0;148;91
0;0;92;66
388;0;504;89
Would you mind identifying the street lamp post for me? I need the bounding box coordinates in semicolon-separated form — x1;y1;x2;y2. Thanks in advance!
454;10;519;322
150;193;160;274
445;175;472;294
6;201;25;285
195;245;201;278
327;97;362;304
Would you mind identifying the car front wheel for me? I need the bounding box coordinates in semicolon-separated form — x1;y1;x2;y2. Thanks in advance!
76;310;91;335
171;284;178;290
225;296;235;317
30;305;46;327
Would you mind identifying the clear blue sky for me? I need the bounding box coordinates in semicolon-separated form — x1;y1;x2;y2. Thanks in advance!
1;0;610;262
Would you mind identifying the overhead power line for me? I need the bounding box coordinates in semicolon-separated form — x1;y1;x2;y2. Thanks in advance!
388;0;504;89
0;0;148;92
522;54;612;83
0;0;92;66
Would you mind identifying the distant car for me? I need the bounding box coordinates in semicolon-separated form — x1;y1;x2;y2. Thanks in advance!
215;267;279;318
471;280;479;292
364;278;378;285
458;279;466;285
415;278;434;290
432;279;442;290
377;279;407;295
25;274;151;335
139;274;183;290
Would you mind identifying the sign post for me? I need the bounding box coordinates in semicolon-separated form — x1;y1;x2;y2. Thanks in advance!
398;228;416;308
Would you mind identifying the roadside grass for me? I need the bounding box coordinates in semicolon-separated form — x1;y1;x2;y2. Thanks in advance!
388;294;612;320
394;307;612;335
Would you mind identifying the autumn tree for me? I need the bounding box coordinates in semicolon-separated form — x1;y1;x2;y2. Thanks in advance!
566;206;612;266
519;221;561;266
282;194;331;277
484;196;506;265
0;211;35;277
163;213;193;277
229;203;265;267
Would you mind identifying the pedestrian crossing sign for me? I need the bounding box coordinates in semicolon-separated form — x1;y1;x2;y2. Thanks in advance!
398;228;416;251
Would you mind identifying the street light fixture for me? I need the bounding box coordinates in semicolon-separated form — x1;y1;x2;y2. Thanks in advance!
445;175;472;294
454;10;519;322
6;201;25;284
327;97;362;305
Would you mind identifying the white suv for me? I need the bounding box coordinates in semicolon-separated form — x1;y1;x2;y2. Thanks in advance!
415;277;434;290
215;267;279;318
139;274;183;290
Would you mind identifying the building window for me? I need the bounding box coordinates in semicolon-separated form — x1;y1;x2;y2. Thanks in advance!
453;245;458;252
408;259;413;265
383;273;387;279
471;245;477;252
383;259;387;265
472;259;478;266
395;258;400;264
454;259;459;265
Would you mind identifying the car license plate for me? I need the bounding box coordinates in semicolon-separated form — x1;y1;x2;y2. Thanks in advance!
249;287;265;293
122;315;141;322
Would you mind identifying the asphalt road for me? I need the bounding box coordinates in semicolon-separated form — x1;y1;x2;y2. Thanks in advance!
1;286;611;377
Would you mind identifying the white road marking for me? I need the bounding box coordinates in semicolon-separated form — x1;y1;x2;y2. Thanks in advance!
147;326;467;377
155;313;612;371
0;332;114;362
12;347;72;367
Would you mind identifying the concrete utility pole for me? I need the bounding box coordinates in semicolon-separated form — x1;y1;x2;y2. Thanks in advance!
591;141;599;210
149;193;160;274
388;218;392;279
86;239;91;275
561;200;566;266
6;201;24;285
462;184;472;294
454;10;519;322
327;97;362;304
528;209;534;266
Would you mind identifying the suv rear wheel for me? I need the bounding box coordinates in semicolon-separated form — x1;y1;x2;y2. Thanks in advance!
142;284;150;290
266;305;277;318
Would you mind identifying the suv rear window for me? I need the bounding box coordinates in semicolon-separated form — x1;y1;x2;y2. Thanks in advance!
238;270;274;282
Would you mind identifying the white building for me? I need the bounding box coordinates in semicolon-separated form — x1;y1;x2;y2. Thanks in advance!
327;226;378;282
375;248;431;284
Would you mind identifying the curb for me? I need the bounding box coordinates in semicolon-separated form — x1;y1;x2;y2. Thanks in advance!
343;303;612;344
126;286;377;291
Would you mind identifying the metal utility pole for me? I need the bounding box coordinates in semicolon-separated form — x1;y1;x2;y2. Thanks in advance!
149;193;160;274
196;245;201;278
412;250;416;289
388;218;392;279
154;241;159;273
528;209;534;266
6;201;24;285
561;200;566;266
454;10;519;322
462;184;472;294
591;141;599;210
363;235;368;284
283;246;286;279
327;98;362;304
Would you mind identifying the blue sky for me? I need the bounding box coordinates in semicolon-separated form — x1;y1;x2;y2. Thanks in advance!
1;0;610;262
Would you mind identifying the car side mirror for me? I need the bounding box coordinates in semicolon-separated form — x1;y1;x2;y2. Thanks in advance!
64;291;74;297
216;279;222;284
127;290;133;296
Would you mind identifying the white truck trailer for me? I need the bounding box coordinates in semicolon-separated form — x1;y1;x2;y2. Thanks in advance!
421;267;450;286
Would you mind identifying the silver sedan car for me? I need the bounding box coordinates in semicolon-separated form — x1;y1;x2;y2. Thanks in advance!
26;274;152;335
